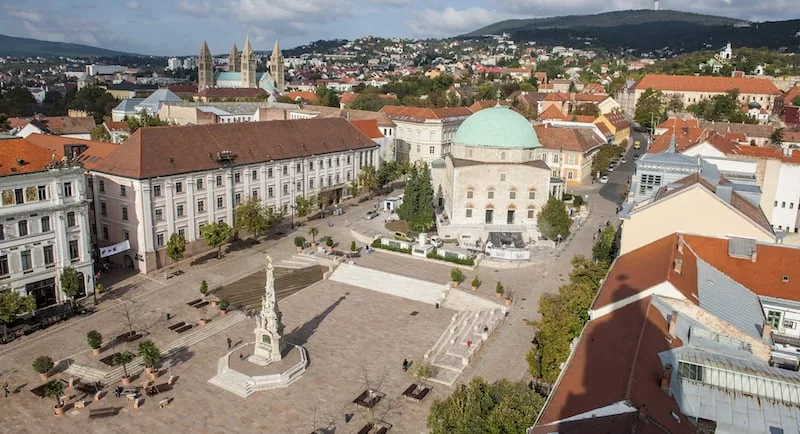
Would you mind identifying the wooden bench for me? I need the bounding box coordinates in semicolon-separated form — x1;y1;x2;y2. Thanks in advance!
186;299;202;306
168;321;186;331
353;389;384;409
193;301;209;309
175;325;193;334
88;407;119;419
402;384;430;402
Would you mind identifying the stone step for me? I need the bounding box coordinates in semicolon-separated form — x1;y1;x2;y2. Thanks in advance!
64;363;108;383
208;370;253;398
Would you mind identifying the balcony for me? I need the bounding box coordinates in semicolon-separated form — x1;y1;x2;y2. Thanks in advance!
773;332;800;348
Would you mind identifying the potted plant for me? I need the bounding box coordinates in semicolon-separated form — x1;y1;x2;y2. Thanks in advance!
450;268;463;288
95;283;105;294
199;305;208;326
294;236;306;253
218;299;230;316
350;240;357;252
308;227;319;248
138;340;162;379
112;351;135;385
411;361;435;392
87;330;103;356
504;292;513;306
326;238;334;252
32;356;54;382
200;280;208;298
43;380;66;416
471;276;481;291
495;282;505;298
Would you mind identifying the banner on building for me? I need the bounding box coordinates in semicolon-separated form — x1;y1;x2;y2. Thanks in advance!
99;240;131;258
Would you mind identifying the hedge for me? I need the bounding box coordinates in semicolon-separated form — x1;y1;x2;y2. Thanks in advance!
371;238;412;254
426;249;476;266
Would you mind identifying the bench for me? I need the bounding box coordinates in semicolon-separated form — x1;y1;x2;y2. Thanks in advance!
186;299;202;306
402;384;430;402
353;389;384;409
193;301;209;309
175;325;193;334
145;383;173;396
168;321;186;331
88;407;119;419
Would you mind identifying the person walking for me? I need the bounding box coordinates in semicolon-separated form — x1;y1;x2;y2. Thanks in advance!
3;382;9;398
227;337;232;350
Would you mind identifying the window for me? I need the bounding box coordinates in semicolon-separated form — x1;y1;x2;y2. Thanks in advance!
678;362;704;382
176;204;184;217
98;180;105;193
18;220;28;236
122;207;129;220
466;190;473;199
466;208;473;218
429;146;435;154
500;152;506;160
196;178;204;190
234;172;241;183
775;201;779;207
252;170;258;180
119;185;125;197
528;209;535;219
346;155;351;164
235;193;242;205
268;168;274;178
783;202;787;209
327;158;332;168
327;175;332;187
268;186;274;198
297;181;302;192
43;245;54;266
69;240;79;262
154;208;163;221
296;163;301;173
529;191;536;200
509;191;516;199
40;216;50;232
507;210;515;224
791;203;795;209
67;212;76;227
217;197;224;208
0;225;3;241
175;182;183;193
282;203;289;215
500;174;506;182
282;165;288;176
0;255;8;277
100;201;107;216
309;161;314;171
319;177;324;187
153;185;162;197
488;191;494;199
309;178;315;189
767;310;782;328
639;174;663;194
283;184;289;195
21;250;32;271
216;175;223;187
178;228;185;239
252;189;258;199
336;157;340;167
102;225;109;240
156;233;165;247
485;209;494;224
123;230;129;240
38;185;47;200
567;171;574;180
347;171;352;181
64;182;73;197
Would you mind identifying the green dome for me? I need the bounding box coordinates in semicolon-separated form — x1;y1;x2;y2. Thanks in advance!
453;105;540;149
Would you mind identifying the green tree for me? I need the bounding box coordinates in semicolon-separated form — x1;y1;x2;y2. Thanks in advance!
0;87;36;116
200;222;235;259
427;377;544;434
398;163;435;232
792;96;800;106
138;340;162;368
377;161;399;187
43;380;66;408
592;226;616;263
537;197;571;241
165;232;186;264
0;289;36;337
69;85;117;123
358;166;379;199
112;351;135;379
771;128;785;146
634;88;665;131
127;110;169;132
315;84;340;107
59;266;81;304
0;114;10;131
295;196;311;217
90;124;111;142
235;198;271;239
665;93;685;113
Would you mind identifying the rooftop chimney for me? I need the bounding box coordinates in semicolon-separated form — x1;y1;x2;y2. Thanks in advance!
660;364;672;394
762;323;772;341
668;311;679;337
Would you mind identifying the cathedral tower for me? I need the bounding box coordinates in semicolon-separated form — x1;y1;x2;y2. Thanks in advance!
241;37;256;89
228;43;240;72
198;40;214;92
270;39;285;93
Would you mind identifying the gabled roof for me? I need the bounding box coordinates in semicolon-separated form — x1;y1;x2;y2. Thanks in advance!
0;138;57;176
92;118;377;179
136;88;182;113
286;91;319;102
594;121;612;138
782;86;800;106
635;74;781;95
349;119;383;139
24;133;119;171
113;98;144;112
647;128;709;153
103;121;129;132
599;112;631;129
379;105;472;122
698;120;775;139
28;116;96;135
534;125;605;153
656;117;699;131
537;104;567;121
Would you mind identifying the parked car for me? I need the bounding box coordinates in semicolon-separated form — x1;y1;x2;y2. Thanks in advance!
607;166;615;172
633;154;640;160
599;175;609;184
620;158;626;164
429;236;444;248
394;232;414;242
364;210;379;220
633;140;641;149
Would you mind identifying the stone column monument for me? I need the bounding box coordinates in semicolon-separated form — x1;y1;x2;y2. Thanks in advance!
248;255;286;366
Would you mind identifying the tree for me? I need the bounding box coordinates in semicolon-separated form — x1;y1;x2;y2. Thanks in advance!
377;161;399;187
0;87;36;116
200;221;235;258
666;93;685;113
69;85;117;123
86;330;103;350
634;88;665;131
315;84;340;107
771;128;785;146
112;351;135;379
398;163;435;232
235;198;271;239
358;166;379;198
127;110;169;132
43;380;66;409
59;266;81;304
91;124;111;142
32;355;54;376
0;289;36;335
308;227;319;244
537;197;571;241
792;96;800;107
0;114;10;131
427;377;544;434
165;232;186;264
138;340;162;368
295;196;311;217
592;225;616;263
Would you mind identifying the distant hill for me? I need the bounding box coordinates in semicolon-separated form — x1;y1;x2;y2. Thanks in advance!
463;10;800;53
0;34;134;57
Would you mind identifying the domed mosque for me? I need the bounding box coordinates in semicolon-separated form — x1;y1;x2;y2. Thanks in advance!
430;105;562;258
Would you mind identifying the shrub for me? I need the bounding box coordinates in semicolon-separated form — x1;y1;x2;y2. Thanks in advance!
86;330;102;350
562;193;574;201
426;249;476;266
326;238;334;247
95;283;105;294
496;282;505;295
200;280;208;296
371;238;411;254
471;276;482;288
450;268;463;283
32;356;54;375
43;380;65;407
294;236;305;248
573;196;585;207
138;340;162;368
350;240;357;251
218;299;230;311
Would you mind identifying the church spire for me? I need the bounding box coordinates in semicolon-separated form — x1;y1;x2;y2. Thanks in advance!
198;40;214;92
228;43;240;73
270;38;285;93
241;36;256;88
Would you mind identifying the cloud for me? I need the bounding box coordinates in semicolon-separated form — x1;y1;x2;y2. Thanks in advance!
410;7;510;37
176;0;213;16
3;5;46;23
124;0;141;9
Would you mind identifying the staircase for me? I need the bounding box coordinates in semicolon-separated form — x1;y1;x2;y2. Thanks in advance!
64;311;247;385
208;353;254;398
215;262;327;310
424;308;504;386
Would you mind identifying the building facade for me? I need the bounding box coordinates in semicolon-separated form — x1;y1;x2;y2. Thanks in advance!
197;38;283;94
533;124;605;185
90;118;378;273
0;139;94;310
380;106;472;163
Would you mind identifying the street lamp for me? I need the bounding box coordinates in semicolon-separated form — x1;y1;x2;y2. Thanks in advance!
556;233;562;246
290;204;296;228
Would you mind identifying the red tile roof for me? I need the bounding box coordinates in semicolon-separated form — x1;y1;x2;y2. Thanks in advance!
594;121;612;138
647;127;709;153
537;105;567;121
103;121;129;131
635;74;782;95
349;119;383;139
534;125;605;153
286;91;319;102
24;133;120;171
599;112;631;130
784;86;800;106
339;92;358;105
92;118;377;179
656;117;699;131
379;105;472;122
0;138;57;176
28;116;96;135
727;144;800;164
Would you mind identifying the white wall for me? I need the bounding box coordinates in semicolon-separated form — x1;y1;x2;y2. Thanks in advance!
771;163;800;232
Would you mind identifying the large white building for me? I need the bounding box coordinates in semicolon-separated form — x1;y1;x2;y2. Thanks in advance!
0;138;95;309
431;106;554;249
90;118;379;273
380;106;473;163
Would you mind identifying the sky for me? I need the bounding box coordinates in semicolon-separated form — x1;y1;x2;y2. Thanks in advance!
0;0;798;56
